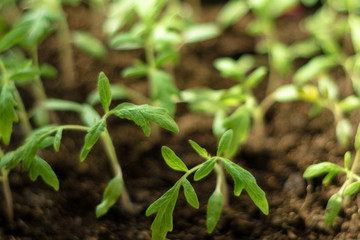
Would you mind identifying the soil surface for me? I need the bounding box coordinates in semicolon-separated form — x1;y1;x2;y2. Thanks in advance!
2;2;360;240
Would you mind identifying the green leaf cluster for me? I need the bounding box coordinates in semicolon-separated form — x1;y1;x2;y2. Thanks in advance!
146;130;268;240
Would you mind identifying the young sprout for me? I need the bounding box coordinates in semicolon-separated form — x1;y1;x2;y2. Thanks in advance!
146;130;268;240
105;0;221;116
303;123;360;226
182;55;272;156
0;72;179;217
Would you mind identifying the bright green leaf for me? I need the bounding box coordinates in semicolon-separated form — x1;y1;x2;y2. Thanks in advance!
72;31;106;59
194;158;217;181
182;179;199;209
54;128;63;152
112;103;179;136
189;140;208;158
146;184;180;240
344;181;360;196
325;192;343;226
222;159;268;215
184;23;221;44
273;84;300;102
161;146;188;172
336;119;352;147
29;155;59;191
303;162;345;179
98;72;112;113
0;23;28;52
206;190;223;233
96;175;123;217
80;120;106;162
344;151;351;170
217;129;233;156
0;84;18;145
355;123;360;151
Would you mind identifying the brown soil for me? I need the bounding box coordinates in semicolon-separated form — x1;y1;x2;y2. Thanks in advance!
2;2;360;240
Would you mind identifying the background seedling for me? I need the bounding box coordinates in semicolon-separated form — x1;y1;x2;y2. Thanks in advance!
303;123;360;226
0;72;179;217
105;0;221;116
146;130;268;240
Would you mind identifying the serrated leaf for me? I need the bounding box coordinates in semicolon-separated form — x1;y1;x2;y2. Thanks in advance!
112;103;179;136
146;184;180;240
96;175;123;217
182;179;199;209
54;128;63;152
189;140;208;158
14;125;58;170
29;155;59;191
217;129;233;156
206;190;223;233
194;158;217;181
98;72;112;113
222;159;268;215
344;181;360;196
0;84;18;145
161;146;188;172
80;120;106;162
303;162;345;179
325;192;343;226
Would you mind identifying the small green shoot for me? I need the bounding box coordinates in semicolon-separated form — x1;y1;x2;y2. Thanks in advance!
146;130;268;240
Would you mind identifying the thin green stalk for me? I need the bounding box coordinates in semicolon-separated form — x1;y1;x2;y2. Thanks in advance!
214;162;228;206
57;13;76;87
0;148;13;222
100;129;134;213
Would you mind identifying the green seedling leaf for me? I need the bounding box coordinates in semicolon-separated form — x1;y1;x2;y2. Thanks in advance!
112;103;179;136
40;63;58;78
0;84;18;145
206;190;223;233
214;58;242;80
184;23;221;44
0;151;15;169
355;123;360;151
336;119;352;147
110;32;142;50
72;31;106;59
81;104;102;126
340;96;360;113
271;43;292;75
0;23;28;52
325;192;343;226
122;65;148;78
189;140;209;158
39;136;55;149
322;171;338;184
152;70;178;116
146;184;180;240
87;84;129;106
217;0;249;27
80;120;106;162
303;162;345;179
42;99;83;112
161;146;188;172
29;155;59;191
10;68;39;81
54;128;63;152
98;72;112;113
217;129;233;156
245;66;267;88
194;158;217;181
13;125;57;170
273;84;300;102
182;179;199;209
344;181;360;196
344;151;351;170
96;175;123;218
294;56;336;84
318;76;338;101
222;159;268;215
349;15;360;53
